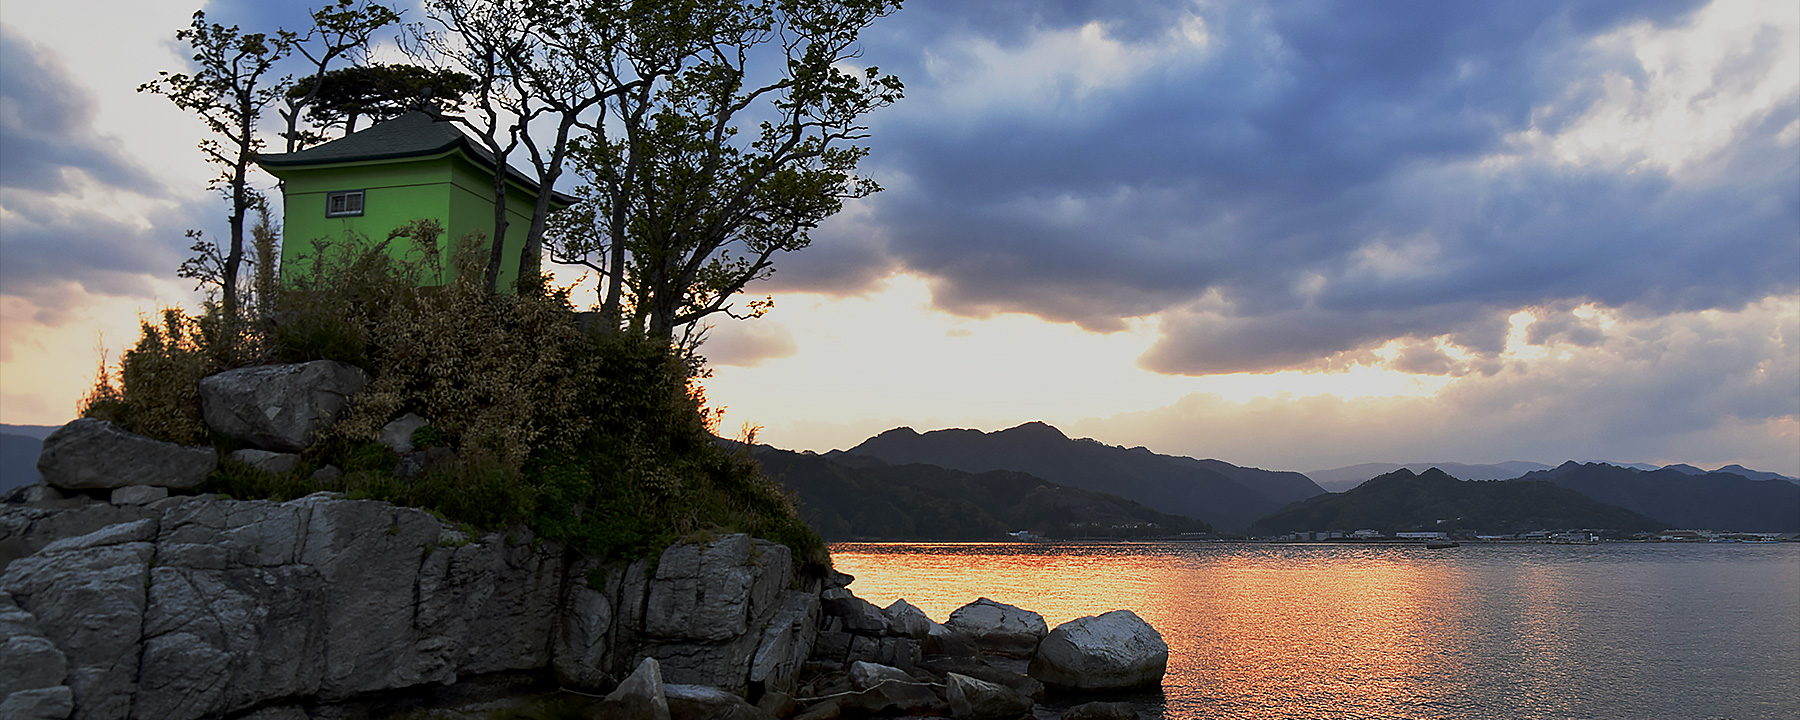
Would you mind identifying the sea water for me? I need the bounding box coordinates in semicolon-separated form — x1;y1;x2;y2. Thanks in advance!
831;542;1800;720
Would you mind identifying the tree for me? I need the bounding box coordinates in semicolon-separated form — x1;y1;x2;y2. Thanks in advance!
286;63;478;137
276;1;404;152
140;11;295;331
548;0;903;342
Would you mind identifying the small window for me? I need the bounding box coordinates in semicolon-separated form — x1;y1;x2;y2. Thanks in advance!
326;190;365;217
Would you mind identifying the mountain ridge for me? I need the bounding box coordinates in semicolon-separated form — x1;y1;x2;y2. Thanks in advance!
835;421;1324;532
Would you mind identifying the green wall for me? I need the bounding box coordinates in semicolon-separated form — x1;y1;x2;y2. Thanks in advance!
273;149;547;291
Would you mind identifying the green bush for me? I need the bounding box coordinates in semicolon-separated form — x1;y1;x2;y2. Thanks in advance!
103;229;828;573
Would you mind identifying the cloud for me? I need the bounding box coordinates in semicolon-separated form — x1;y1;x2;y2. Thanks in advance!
0;24;164;196
702;319;800;368
1070;295;1800;475
800;0;1797;374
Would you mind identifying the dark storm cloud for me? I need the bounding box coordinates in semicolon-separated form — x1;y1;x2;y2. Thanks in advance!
808;0;1797;373
0;24;163;195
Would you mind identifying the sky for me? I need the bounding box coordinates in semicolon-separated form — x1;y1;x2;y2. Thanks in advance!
1;0;1796;476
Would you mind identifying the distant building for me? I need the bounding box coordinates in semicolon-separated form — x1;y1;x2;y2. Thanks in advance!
255;109;574;291
1351;529;1384;539
1396;532;1449;540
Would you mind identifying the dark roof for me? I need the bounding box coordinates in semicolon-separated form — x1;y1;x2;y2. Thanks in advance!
256;110;574;206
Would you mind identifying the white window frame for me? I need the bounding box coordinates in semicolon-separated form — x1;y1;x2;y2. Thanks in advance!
326;189;366;217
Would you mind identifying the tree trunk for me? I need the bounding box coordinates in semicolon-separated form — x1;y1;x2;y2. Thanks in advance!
484;155;510;293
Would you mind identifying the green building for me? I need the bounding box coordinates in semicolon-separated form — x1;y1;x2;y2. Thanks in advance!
255;110;573;289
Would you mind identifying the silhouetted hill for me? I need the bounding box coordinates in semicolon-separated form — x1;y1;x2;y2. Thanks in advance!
1;433;43;491
1306;461;1552;491
837;421;1323;532
751;446;1211;541
1711;464;1800;484
1518;462;1800;532
1247;468;1668;536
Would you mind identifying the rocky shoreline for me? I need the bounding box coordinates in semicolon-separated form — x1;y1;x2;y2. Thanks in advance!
3;488;1167;720
3;372;1169;720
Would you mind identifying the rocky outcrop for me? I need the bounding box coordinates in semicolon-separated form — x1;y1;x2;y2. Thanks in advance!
228;449;301;474
0;492;825;720
199;360;367;452
1027;610;1168;690
35;419;216;491
945;598;1048;659
947;672;1033;720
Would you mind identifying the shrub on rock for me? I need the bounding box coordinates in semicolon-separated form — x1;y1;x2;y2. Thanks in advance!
1027;610;1167;691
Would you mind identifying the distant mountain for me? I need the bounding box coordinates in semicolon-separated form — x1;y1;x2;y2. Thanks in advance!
1247;468;1668;537
0;424;61;441
1711;464;1800;484
1518;462;1800;532
751;446;1211;541
837;422;1325;532
1307;461;1553;492
1;433;43;491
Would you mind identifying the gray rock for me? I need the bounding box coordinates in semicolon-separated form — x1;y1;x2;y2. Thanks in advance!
1;532;154;720
845;661;941;715
884;598;936;640
946;672;1033;720
231;449;302;474
637;535;795;693
199;361;367;452
38;518;157;554
1061;701;1139;720
925;623;981;658
748;591;820;697
111;485;169;505
0;686;74;720
848;660;912;690
553;559;615;689
378;413;430;454
821;587;889;635
598;657;671;720
36;418;217;491
1027;610;1167;691
664;683;773;720
946;598;1047;659
395;447;455;479
0;593;68;700
0;504;161;574
310;465;343;485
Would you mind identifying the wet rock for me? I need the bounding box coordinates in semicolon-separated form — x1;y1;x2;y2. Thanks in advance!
945;598;1047;659
200;360;367;452
946;672;1033;720
596;657;671;720
231;449;302;474
36;418;216;491
1027;610;1167;691
1061;700;1139;720
664;683;774;720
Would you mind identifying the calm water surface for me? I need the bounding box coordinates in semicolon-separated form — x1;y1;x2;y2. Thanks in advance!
831;542;1800;720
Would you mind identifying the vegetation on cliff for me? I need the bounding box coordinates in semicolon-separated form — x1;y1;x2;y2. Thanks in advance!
82;235;824;569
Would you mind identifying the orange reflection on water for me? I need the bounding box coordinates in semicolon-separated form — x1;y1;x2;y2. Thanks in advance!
833;543;1481;719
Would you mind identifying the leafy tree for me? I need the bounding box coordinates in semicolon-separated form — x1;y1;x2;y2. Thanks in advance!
547;0;903;342
286;63;479;137
140;11;295;334
276;1;404;152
